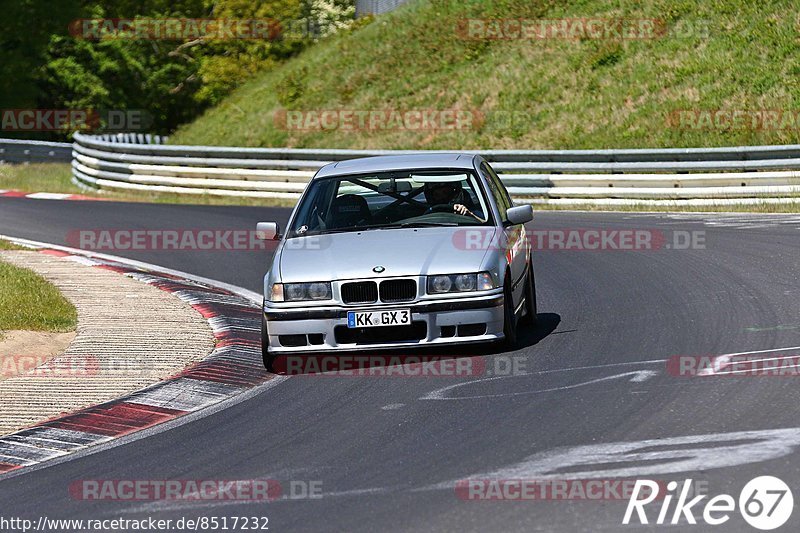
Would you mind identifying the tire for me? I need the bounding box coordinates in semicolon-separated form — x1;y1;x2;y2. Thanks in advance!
262;313;276;372
502;274;518;349
521;259;538;327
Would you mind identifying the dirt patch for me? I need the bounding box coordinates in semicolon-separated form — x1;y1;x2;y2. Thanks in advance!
0;330;75;381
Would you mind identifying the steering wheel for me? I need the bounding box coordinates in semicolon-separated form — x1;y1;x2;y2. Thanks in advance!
426;204;454;214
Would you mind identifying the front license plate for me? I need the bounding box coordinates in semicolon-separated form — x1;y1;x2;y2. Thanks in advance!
347;309;411;328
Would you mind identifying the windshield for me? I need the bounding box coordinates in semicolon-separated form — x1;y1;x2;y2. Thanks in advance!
288;170;493;237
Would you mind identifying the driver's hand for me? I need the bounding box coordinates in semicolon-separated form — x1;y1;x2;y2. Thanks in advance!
453;204;469;216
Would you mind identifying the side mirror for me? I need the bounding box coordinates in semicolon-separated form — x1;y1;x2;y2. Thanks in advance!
256;222;279;240
505;205;533;226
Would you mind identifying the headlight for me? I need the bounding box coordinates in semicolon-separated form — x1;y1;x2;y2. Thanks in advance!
285;284;307;301
270;282;332;302
307;282;331;300
429;275;452;293
427;272;494;294
454;274;476;291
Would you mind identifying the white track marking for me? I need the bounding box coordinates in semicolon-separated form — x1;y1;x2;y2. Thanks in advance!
119;486;390;514
426;427;800;489
701;354;800;376
698;345;800;376
718;362;800;376
629;370;658;382
64;255;101;266
658;213;800;230
421;344;800;399
24;192;72;200
531;358;666;374
123;422;800;512
420;370;657;401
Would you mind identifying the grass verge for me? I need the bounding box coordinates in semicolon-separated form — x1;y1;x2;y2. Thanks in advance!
0;243;78;340
0;240;27;251
170;0;800;151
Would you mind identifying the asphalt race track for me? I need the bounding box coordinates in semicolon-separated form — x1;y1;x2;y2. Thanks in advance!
2;196;800;531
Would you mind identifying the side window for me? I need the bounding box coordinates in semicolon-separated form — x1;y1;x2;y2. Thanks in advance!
480;162;511;221
485;162;513;208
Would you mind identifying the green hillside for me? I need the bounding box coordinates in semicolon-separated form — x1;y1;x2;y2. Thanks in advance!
170;0;800;150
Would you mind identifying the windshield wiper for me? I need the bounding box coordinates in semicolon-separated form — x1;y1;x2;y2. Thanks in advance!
304;222;458;236
376;222;459;229
290;225;367;237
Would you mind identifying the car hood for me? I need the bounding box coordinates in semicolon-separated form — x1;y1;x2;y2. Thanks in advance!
278;227;495;282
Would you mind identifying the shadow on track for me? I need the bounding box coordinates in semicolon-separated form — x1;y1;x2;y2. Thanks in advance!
519;312;562;348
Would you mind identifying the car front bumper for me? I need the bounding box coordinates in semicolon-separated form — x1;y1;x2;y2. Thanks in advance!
263;291;505;353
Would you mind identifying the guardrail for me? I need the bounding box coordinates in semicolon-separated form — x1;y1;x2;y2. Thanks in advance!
0;138;72;164
70;132;800;206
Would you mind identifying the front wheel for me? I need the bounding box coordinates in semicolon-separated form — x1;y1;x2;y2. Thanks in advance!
521;259;538;327
262;314;276;372
502;276;518;349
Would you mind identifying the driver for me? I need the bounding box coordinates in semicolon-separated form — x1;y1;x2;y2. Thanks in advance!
423;181;484;221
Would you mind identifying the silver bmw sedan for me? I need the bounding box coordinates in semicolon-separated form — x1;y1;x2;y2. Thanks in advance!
257;153;537;370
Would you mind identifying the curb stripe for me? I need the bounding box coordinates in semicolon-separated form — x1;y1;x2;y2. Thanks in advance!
0;243;275;476
0;463;21;473
0;442;66;463
125;378;244;412
39;249;71;257
46;402;187;437
3;435;94;452
14;427;111;446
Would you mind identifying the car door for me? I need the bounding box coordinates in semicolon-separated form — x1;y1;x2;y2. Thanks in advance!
479;161;528;307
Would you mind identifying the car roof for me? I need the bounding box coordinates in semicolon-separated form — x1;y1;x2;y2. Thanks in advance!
314;153;479;179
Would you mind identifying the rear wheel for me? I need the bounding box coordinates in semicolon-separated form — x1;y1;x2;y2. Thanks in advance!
521;259;538;327
502;274;518;348
262;313;276;372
